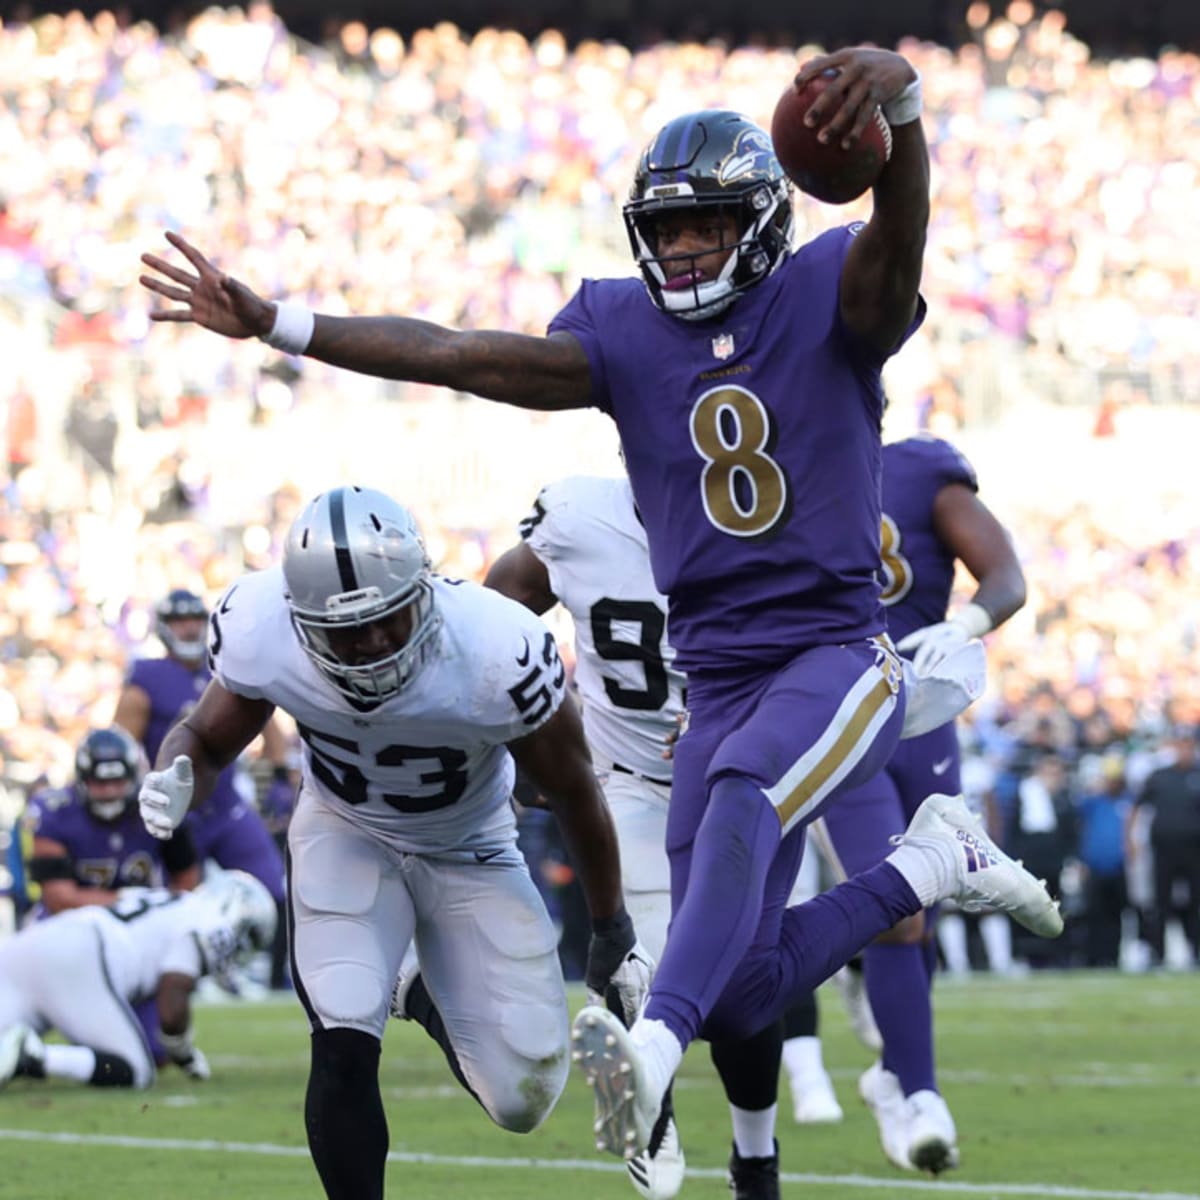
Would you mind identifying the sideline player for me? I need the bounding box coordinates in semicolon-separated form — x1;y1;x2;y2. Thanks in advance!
135;486;651;1200
138;45;1062;1165
0;872;275;1091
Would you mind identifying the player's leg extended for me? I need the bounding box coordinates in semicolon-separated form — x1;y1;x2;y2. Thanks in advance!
654;638;911;1046
408;847;569;1134
289;799;413;1200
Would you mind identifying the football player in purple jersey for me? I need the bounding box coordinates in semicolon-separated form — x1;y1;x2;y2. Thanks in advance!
816;434;1026;1175
114;590;291;907
24;726;199;915
138;44;1061;1187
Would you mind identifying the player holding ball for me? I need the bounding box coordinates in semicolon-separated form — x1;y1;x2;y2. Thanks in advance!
140;44;1062;1200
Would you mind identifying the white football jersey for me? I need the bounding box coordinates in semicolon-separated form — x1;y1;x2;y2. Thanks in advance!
208;566;566;854
521;476;685;782
76;888;231;1001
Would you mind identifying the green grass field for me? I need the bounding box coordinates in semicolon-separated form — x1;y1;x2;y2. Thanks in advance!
1;973;1197;1200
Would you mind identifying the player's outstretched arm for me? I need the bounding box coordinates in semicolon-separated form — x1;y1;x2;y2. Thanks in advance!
484;541;558;615
140;231;593;411
797;48;930;355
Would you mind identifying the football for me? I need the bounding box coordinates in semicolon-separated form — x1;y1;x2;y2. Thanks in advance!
770;70;892;205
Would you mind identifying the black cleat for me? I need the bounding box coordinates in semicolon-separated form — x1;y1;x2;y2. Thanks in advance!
728;1138;780;1200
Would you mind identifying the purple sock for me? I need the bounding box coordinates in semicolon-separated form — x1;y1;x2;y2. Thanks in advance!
866;941;937;1095
646;776;781;1046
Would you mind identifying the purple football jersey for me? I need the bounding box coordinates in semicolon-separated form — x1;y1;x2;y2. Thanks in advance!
879;436;978;645
128;656;242;813
25;786;174;892
127;656;285;901
550;226;923;672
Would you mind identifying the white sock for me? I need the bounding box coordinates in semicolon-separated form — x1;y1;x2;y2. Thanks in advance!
630;1017;684;1098
730;1102;778;1159
782;1035;826;1083
886;837;958;906
937;913;971;974
44;1044;97;1083
980;912;1014;971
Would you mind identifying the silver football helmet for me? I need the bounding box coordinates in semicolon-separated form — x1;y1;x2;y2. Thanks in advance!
282;486;441;706
194;868;278;962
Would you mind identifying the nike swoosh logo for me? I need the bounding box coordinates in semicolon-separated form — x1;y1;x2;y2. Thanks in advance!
474;848;505;864
932;758;953;776
515;638;531;668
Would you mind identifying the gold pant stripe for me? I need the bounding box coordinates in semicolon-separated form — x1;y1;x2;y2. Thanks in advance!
775;674;896;829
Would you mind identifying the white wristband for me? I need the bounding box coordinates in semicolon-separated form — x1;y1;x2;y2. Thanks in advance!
883;72;923;126
952;601;993;639
262;302;314;354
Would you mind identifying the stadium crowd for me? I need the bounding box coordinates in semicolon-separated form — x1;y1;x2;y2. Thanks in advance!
0;2;1198;969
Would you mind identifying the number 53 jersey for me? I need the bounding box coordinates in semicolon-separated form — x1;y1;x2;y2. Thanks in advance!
520;475;686;783
208;567;566;855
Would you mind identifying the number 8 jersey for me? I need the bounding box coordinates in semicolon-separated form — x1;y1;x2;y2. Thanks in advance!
549;224;924;674
207;566;566;854
520;475;686;784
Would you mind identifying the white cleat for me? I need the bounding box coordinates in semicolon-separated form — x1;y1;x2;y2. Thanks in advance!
859;1061;915;1171
905;1089;960;1175
625;1112;685;1199
833;964;882;1053
789;1071;844;1124
572;1006;660;1160
899;793;1064;938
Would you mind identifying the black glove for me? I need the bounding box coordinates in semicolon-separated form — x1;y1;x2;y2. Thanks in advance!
585;908;655;1026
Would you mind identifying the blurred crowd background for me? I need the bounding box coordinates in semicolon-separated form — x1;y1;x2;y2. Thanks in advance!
1;0;1198;971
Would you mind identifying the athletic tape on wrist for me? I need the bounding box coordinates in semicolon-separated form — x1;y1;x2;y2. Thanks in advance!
883;72;923;126
262;302;315;354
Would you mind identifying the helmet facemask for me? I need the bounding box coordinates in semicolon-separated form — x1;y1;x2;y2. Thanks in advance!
76;727;143;822
290;579;440;706
283;487;442;708
155;590;209;662
624;111;794;321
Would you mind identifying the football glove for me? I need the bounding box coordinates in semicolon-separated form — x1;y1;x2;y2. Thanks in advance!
896;603;992;676
139;755;194;840
585;908;655;1027
160;1028;211;1081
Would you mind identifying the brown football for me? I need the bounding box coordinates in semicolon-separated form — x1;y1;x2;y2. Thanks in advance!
771;71;892;205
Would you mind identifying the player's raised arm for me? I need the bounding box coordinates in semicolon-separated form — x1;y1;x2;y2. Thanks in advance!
139;231;592;411
795;48;930;355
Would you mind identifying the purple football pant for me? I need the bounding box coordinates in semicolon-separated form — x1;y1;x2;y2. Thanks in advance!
645;639;921;1047
187;800;286;902
820;721;961;1095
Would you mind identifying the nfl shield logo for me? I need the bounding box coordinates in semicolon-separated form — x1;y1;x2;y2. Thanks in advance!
712;333;734;360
